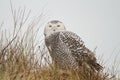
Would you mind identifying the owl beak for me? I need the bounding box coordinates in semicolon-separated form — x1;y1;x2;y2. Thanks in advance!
53;29;56;31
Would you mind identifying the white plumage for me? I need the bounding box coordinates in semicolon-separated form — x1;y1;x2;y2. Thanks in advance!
44;20;102;71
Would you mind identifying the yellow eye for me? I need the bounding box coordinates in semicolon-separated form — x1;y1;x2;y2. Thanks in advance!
49;25;52;27
57;25;60;27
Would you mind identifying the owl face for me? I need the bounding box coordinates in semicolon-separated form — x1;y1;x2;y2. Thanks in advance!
44;20;66;37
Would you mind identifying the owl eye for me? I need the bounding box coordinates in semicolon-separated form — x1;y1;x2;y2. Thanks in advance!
49;25;52;27
57;25;60;27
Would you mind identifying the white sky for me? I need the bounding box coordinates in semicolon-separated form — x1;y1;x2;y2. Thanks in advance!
0;0;120;70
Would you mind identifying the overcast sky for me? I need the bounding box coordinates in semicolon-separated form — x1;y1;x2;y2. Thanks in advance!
0;0;120;70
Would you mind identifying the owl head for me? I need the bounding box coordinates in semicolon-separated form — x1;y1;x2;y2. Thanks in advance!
44;20;66;37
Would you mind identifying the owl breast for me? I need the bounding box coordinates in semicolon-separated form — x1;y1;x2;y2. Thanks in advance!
45;32;78;69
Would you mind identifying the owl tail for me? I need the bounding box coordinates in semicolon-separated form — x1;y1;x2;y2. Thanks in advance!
94;63;103;71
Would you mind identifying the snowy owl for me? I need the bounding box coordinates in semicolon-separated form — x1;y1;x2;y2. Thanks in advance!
44;20;102;71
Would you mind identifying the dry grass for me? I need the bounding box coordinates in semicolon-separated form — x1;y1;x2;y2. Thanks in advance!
0;4;119;80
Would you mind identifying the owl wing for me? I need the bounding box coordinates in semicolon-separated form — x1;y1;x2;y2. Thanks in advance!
59;31;102;71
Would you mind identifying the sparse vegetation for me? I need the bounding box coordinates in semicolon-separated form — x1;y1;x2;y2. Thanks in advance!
0;4;119;80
